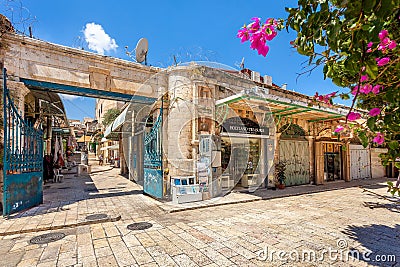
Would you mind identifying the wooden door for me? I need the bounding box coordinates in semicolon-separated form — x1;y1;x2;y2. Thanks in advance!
349;145;371;180
279;140;310;186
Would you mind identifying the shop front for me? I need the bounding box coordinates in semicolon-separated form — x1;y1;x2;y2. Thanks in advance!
220;116;270;191
322;142;343;181
315;140;347;184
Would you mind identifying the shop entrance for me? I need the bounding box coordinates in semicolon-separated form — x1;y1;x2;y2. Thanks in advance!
221;137;261;188
323;143;343;181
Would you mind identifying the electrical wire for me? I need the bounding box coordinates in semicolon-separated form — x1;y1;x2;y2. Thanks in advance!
60;96;96;118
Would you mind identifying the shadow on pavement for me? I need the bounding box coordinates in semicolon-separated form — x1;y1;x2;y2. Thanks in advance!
87;189;143;199
342;224;400;266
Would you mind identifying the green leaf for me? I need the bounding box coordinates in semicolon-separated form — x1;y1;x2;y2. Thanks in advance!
365;60;378;80
388;141;399;150
387;181;394;187
358;131;369;148
367;117;377;131
340;93;350;100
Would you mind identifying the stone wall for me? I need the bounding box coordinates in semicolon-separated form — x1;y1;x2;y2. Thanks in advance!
1;33;160;98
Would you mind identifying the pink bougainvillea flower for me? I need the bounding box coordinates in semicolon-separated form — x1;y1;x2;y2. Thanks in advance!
388;40;397;50
238;17;278;57
376;57;390;66
381;37;390;46
334;125;344;133
257;44;270;57
372;85;382;94
314;92;336;104
249;31;263;49
237;28;250;42
360;84;372;94
266;18;277;26
379;30;388;40
377;43;387;53
373;132;384;145
248;17;261;33
360;75;369;82
368;108;381;117
367;42;373;48
351;85;359;95
347;112;361;121
326;92;337;98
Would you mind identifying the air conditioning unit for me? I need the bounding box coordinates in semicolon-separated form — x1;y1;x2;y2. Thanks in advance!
251;71;261;83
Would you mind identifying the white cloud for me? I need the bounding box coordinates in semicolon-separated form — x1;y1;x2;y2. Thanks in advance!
83;22;118;55
59;94;82;100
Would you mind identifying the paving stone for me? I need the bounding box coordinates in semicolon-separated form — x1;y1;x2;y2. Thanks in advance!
94;246;113;258
173;254;199;267
0;168;397;267
140;262;159;267
0;251;25;267
79;256;98;267
96;255;119;266
129;245;155;265
40;243;61;262
230;254;258;266
36;259;58;267
217;247;239;258
200;246;234;266
57;252;78;266
92;238;109;249
153;254;178;266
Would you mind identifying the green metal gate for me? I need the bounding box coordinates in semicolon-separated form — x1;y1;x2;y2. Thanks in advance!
143;108;163;199
2;68;43;215
279;140;310;186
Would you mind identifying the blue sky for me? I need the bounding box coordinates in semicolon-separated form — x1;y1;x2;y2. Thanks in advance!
1;0;343;121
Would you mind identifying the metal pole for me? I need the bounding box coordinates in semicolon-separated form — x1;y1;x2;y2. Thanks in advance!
3;68;8;215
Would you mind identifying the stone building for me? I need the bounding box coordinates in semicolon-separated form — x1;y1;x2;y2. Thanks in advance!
124;64;386;203
0;16;388;212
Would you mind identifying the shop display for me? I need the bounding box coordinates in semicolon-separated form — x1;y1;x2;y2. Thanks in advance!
171;176;202;204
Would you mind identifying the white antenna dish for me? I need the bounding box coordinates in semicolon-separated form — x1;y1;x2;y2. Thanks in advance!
135;38;148;64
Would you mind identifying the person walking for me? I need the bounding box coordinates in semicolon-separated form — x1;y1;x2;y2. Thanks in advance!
98;154;104;166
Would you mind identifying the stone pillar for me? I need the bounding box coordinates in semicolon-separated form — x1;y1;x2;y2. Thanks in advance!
306;136;315;184
343;141;351;182
166;69;195;177
315;141;325;185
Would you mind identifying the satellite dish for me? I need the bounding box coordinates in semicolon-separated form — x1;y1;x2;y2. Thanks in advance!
135;38;148;64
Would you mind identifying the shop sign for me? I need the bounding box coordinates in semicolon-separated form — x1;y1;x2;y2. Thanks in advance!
222;123;269;136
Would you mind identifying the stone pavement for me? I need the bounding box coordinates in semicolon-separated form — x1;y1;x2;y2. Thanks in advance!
159;177;392;213
0;166;398;266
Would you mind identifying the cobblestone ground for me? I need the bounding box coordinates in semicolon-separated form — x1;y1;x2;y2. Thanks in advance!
0;167;398;267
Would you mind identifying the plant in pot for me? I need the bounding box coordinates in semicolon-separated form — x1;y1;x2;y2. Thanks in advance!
274;161;286;189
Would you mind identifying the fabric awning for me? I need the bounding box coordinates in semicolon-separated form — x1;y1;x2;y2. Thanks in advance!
76;135;92;143
104;107;128;138
100;144;119;151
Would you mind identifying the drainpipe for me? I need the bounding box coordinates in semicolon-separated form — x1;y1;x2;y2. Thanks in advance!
192;83;197;178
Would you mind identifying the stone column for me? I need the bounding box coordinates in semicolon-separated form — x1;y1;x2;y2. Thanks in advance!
306;136;315;184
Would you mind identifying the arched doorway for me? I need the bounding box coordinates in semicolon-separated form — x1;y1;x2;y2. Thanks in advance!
279;124;310;186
